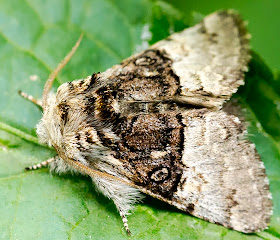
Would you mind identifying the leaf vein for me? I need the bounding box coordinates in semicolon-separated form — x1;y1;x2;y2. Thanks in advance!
0;121;40;146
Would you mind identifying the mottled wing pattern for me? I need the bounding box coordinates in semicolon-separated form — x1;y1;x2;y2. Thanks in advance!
152;10;251;108
48;10;272;233
97;107;271;233
56;75;272;233
174;108;272;233
112;111;185;199
99;10;250;110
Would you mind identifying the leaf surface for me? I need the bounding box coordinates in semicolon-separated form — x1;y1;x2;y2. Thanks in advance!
0;1;279;239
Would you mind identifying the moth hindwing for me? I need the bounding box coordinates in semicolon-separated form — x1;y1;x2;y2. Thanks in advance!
24;10;272;234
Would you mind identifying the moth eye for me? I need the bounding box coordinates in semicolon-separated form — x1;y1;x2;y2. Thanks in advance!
150;168;169;182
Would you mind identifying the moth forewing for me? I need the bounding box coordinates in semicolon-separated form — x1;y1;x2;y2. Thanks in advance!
27;10;272;235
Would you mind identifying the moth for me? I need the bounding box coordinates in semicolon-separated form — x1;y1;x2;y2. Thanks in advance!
21;10;272;234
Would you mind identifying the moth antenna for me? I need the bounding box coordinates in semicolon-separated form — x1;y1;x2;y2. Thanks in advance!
18;90;42;107
42;33;83;111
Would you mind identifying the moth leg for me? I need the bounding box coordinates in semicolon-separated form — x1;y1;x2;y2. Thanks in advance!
18;90;42;108
25;157;55;171
90;175;142;235
120;212;131;235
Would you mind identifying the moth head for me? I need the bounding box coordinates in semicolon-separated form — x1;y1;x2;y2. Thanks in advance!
37;79;91;147
36;77;111;166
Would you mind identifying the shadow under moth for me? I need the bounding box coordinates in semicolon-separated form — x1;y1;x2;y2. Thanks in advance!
22;10;272;235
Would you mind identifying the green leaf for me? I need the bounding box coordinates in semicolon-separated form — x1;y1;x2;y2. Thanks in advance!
0;1;279;239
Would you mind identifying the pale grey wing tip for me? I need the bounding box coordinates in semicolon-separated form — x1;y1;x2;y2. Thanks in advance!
208;9;252;64
205;189;273;234
149;9;252;109
205;10;251;108
210;10;250;47
232;179;273;233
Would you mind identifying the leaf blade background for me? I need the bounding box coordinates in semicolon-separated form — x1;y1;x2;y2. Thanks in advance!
0;0;279;239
